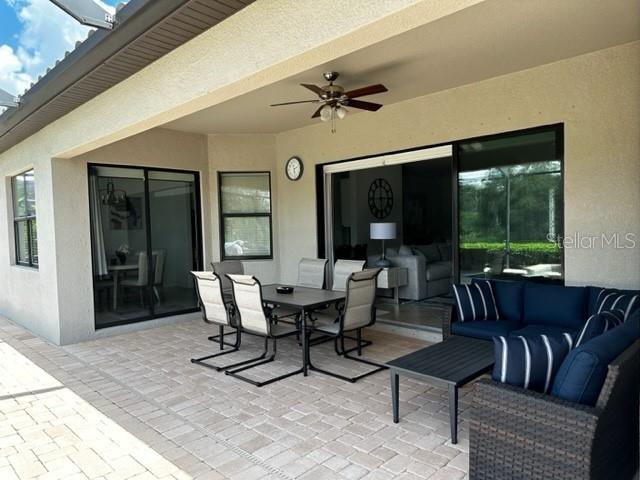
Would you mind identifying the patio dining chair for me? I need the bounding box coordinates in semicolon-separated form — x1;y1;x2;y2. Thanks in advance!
307;268;387;383
211;260;244;291
225;274;301;387
190;271;260;372
298;258;328;288
332;259;366;291
274;258;329;330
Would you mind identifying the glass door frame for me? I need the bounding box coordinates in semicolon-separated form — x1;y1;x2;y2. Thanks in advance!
88;163;204;329
320;145;454;286
315;123;564;285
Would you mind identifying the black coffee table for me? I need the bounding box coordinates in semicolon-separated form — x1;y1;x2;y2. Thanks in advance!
387;335;494;443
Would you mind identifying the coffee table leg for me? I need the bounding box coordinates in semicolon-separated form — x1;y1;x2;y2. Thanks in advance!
391;370;399;423
448;384;458;444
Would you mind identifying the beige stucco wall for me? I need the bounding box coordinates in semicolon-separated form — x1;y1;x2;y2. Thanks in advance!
51;128;210;344
207;134;280;283
275;41;640;289
0;152;62;343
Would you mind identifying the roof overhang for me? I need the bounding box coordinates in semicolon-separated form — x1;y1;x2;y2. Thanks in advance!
0;0;252;154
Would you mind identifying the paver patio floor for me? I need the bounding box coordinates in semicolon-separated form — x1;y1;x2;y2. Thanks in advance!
0;315;472;479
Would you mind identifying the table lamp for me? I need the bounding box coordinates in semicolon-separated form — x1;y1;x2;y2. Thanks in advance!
370;222;396;267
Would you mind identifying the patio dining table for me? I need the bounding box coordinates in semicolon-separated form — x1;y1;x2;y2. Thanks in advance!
261;285;345;376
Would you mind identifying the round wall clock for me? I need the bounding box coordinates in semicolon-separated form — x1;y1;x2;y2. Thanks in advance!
285;156;303;181
368;178;394;219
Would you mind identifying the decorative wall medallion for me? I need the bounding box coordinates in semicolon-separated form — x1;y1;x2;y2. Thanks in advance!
368;178;393;219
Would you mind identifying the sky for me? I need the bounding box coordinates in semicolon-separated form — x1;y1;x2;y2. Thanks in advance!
0;0;121;98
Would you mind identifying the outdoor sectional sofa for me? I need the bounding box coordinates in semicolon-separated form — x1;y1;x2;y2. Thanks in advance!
442;280;640;479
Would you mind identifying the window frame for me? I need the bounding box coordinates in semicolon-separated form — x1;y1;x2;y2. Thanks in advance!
11;169;38;268
218;171;273;261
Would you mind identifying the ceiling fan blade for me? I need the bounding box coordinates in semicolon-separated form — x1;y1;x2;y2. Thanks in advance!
347;99;383;112
301;83;325;96
311;105;324;118
344;84;388;99
270;99;320;107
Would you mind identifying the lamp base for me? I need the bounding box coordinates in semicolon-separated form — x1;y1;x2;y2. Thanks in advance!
373;257;391;268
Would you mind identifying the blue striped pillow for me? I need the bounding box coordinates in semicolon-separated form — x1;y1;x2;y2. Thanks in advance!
452;281;499;322
574;310;625;348
492;335;571;394
595;289;638;321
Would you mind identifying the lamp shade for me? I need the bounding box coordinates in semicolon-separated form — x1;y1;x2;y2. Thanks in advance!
370;222;396;240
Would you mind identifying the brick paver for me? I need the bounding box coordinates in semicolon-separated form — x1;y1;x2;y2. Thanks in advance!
0;316;471;479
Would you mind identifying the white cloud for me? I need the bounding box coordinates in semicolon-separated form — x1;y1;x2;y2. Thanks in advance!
0;0;117;98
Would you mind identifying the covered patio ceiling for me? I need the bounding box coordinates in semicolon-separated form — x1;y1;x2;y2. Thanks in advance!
163;0;640;135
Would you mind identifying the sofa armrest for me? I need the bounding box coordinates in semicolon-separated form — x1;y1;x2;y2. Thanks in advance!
388;254;427;301
470;378;600;480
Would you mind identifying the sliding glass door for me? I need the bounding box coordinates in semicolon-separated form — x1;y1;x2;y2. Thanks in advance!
457;127;563;283
89;165;202;328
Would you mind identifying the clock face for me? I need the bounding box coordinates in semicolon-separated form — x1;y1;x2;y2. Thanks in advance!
368;178;393;219
286;156;303;181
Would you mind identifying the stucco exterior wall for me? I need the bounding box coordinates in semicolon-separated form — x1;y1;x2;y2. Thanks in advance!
0;152;61;343
52;128;209;344
207;134;279;284
275;42;640;289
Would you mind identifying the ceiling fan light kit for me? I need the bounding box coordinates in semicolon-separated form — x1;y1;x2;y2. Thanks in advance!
270;71;387;133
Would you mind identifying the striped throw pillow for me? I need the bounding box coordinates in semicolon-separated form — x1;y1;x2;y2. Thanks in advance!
595;289;639;321
492;334;571;394
452;281;499;322
574;310;625;348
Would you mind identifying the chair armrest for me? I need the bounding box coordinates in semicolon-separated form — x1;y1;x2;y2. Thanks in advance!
470;378;600;479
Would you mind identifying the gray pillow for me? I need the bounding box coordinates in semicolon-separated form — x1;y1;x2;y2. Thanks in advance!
414;244;441;263
398;245;412;256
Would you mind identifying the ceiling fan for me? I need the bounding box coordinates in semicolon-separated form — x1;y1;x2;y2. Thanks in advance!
270;71;388;132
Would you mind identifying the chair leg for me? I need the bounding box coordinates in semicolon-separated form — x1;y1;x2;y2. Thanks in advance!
207;325;239;348
225;335;303;387
308;330;387;383
191;329;260;372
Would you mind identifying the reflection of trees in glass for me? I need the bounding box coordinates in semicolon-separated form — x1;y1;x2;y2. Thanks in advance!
460;161;561;244
459;161;562;272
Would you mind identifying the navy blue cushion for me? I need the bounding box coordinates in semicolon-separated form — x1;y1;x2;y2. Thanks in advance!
473;279;524;323
509;325;576;346
593;288;639;321
587;286;640;316
451;320;520;341
574;311;625;348
523;283;588;330
492;334;571;394
551;310;640;405
452;280;499;322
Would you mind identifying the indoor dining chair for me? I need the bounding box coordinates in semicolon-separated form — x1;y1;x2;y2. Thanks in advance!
307;268;387;383
225;274;301;387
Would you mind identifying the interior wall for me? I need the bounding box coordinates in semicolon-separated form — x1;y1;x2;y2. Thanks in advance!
52;128;210;344
207;134;279;283
275;41;640;289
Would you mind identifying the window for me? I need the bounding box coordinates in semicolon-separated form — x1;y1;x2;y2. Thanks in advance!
12;169;38;267
219;172;272;259
458;127;563;282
